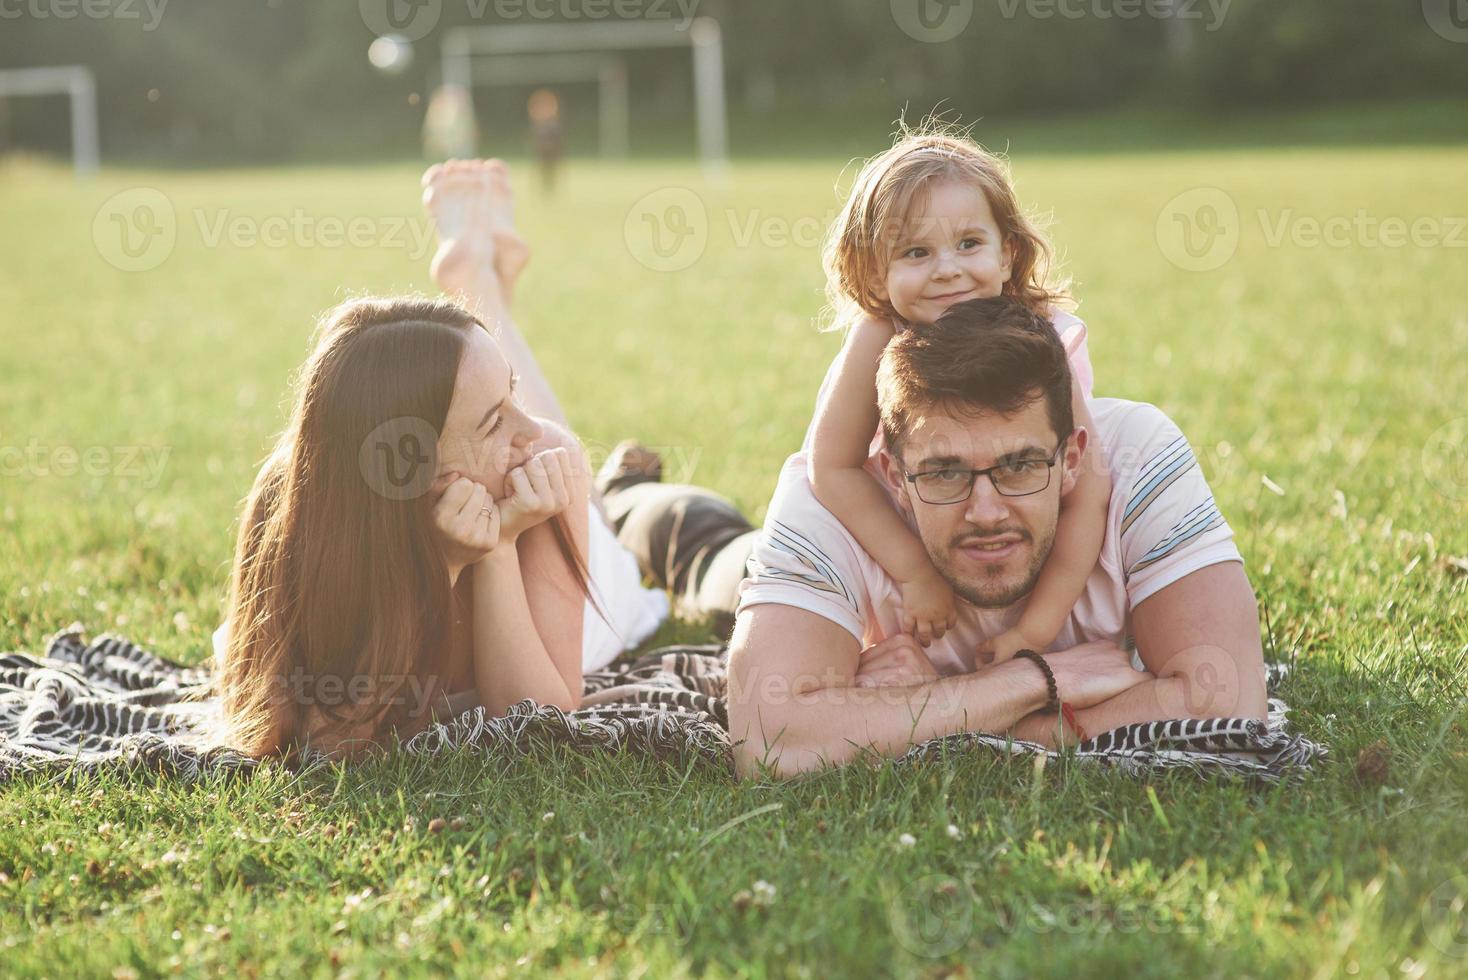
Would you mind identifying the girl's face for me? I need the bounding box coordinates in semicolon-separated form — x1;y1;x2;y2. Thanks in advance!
436;327;543;498
878;180;1015;325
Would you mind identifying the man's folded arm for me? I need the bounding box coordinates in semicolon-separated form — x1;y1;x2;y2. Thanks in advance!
1008;561;1269;748
726;602;1050;779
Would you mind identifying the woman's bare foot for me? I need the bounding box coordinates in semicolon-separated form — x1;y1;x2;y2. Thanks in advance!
484;161;530;305
423;159;500;311
422;159;531;311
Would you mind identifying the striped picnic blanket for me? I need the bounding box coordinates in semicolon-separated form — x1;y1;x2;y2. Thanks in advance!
0;624;1327;785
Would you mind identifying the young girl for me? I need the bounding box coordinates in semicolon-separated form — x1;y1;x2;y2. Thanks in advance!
807;127;1108;663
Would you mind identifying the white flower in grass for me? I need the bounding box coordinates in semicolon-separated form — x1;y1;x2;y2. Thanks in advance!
752;880;777;906
542;811;555;822
898;833;917;849
946;824;961;840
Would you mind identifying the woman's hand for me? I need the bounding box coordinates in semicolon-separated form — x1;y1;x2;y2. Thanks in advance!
430;473;501;579
496;446;584;545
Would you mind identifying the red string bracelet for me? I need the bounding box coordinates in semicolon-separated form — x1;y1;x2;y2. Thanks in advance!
1059;702;1089;744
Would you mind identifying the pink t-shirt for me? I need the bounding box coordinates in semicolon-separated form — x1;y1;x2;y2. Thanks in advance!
738;397;1242;674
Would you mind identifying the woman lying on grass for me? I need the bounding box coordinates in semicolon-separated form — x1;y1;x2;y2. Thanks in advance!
210;161;667;759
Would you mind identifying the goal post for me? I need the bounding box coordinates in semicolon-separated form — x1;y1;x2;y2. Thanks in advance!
453;52;631;159
0;66;99;177
439;18;728;179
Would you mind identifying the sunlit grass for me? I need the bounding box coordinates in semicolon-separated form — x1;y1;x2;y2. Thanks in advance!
0;128;1465;975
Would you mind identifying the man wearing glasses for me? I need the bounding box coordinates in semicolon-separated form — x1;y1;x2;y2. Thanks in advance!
597;297;1268;778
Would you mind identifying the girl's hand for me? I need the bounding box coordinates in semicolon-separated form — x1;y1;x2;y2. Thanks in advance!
897;570;958;647
854;633;941;688
430;472;501;576
497;447;581;545
978;627;1044;666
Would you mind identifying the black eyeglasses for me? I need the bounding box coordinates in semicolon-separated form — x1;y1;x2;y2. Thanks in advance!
904;437;1069;505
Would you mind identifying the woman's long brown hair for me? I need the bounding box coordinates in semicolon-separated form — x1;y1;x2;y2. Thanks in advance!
212;297;589;759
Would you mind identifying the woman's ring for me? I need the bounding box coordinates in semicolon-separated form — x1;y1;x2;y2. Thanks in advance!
480;506;492;518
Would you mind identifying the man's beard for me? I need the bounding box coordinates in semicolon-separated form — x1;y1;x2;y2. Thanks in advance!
928;514;1058;610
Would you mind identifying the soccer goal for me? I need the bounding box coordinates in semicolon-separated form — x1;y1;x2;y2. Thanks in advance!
439;18;728;179
0;66;99;176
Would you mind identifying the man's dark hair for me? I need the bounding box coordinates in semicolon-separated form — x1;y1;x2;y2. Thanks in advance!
876;296;1074;456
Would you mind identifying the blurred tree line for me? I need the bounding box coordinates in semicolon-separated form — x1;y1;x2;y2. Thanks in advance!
0;0;1463;162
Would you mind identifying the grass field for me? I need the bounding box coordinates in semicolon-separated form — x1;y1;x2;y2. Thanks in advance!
2;109;1467;976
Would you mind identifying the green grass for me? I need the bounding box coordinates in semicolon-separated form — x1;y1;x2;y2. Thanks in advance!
1;112;1467;976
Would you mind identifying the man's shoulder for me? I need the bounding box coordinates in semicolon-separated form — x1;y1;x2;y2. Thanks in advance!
1089;397;1182;442
1089;398;1196;481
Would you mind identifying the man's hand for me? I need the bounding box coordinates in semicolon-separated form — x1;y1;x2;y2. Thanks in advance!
853;633;941;688
1040;642;1152;708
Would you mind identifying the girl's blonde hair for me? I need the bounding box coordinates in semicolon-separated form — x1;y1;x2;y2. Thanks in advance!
822;122;1071;331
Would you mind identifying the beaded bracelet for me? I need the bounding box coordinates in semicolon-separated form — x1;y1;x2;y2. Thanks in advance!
1013;649;1059;712
1015;649;1090;745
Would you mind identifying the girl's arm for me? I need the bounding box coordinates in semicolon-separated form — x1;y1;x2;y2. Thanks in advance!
983;377;1110;661
807;316;956;645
